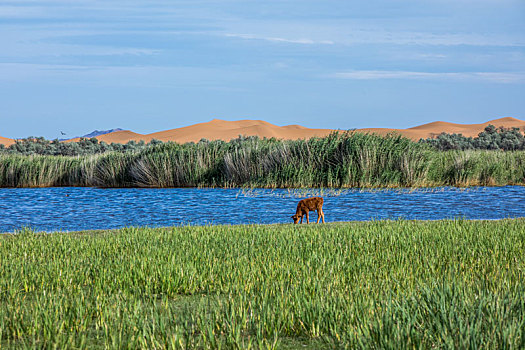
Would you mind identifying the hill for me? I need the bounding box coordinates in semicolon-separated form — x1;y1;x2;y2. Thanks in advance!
0;136;14;146
61;128;124;141
1;117;524;145
93;117;525;144
356;117;525;140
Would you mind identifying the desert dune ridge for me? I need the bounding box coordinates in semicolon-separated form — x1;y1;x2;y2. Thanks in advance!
1;117;524;146
0;136;14;146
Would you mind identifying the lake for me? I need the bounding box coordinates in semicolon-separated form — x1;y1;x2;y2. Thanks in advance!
0;186;524;233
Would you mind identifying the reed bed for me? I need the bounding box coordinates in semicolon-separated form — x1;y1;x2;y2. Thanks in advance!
1;219;524;348
1;133;524;188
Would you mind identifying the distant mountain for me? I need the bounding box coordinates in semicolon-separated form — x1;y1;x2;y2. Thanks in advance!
66;117;525;144
80;128;124;139
2;118;525;146
60;128;123;141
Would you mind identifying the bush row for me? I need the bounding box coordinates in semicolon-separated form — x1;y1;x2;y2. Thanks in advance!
420;125;525;151
1;132;524;188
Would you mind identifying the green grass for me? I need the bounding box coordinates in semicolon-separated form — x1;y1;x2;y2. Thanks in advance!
1;220;524;348
1;133;525;188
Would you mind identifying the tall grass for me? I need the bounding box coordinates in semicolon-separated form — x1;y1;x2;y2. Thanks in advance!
1;132;524;188
1;220;524;348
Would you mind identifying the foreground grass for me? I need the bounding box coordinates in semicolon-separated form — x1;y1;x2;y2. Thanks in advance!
2;133;525;188
1;220;524;349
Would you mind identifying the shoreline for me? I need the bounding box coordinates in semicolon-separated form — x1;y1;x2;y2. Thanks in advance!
0;183;524;189
3;217;524;235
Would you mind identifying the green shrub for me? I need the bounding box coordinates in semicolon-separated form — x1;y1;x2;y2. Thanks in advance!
1;132;524;188
421;125;525;151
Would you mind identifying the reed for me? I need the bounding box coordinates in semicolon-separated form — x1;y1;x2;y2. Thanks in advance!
1;133;524;188
1;219;524;348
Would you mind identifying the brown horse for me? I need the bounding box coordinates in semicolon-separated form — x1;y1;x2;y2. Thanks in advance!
291;197;325;224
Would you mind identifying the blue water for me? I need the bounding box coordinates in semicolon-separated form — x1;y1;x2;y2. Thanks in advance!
0;186;524;233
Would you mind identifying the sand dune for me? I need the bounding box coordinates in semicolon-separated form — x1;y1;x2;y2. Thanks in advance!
408;117;525;135
1;117;524;146
134;117;525;143
145;119;333;143
0;136;14;146
356;117;525;140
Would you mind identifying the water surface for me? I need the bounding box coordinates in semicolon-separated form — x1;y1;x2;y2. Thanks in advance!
0;186;524;233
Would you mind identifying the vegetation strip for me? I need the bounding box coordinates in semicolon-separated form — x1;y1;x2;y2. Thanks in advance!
1;132;525;188
1;219;524;348
420;124;525;151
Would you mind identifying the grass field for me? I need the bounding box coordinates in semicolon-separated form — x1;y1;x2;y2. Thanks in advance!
1;220;525;348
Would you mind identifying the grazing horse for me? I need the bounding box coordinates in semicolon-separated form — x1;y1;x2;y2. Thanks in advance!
291;197;325;224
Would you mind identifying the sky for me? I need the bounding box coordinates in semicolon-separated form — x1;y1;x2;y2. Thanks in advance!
1;0;524;140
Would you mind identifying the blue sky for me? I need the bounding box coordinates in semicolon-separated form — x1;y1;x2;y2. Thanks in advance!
1;0;524;140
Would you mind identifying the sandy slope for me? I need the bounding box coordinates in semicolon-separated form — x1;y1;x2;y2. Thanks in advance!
66;119;334;144
1;117;524;146
0;136;14;146
145;119;334;143
95;117;525;143
357;117;525;140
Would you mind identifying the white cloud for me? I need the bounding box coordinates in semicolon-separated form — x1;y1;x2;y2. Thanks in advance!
0;62;258;89
0;6;47;18
222;20;525;48
332;30;525;47
332;70;525;83
225;33;334;45
0;26;161;59
7;43;160;58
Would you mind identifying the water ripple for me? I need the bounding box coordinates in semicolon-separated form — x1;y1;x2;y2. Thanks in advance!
0;186;524;233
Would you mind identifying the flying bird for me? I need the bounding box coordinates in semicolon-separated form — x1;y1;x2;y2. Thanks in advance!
60;131;66;135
